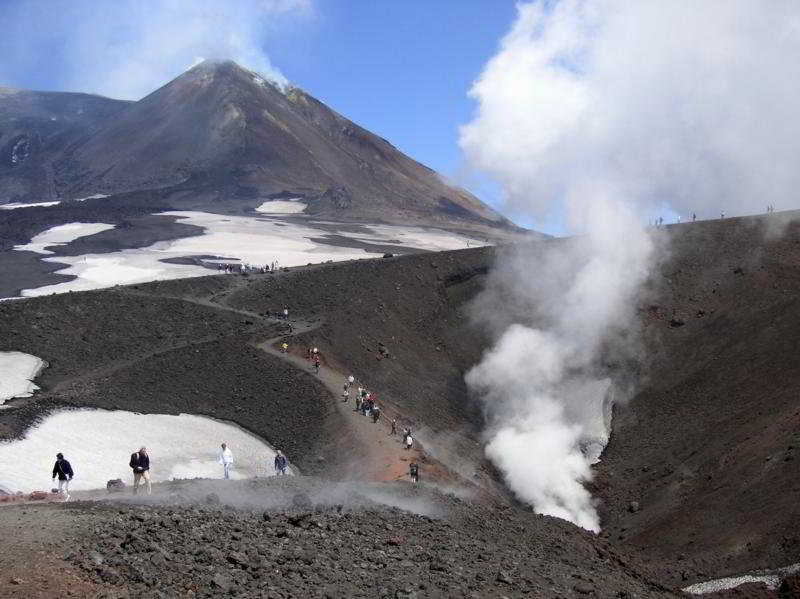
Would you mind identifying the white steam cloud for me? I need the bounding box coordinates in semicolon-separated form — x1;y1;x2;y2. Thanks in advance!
461;0;800;531
0;0;314;100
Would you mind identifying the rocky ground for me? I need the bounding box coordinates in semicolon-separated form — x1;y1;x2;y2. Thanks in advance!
1;477;677;599
3;212;800;596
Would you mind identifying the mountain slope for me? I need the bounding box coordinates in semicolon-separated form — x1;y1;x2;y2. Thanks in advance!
0;87;129;203
1;60;518;235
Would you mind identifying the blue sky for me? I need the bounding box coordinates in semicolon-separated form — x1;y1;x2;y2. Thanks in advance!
0;0;521;223
266;1;518;201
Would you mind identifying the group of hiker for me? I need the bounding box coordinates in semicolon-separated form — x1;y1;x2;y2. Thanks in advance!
217;261;282;274
48;444;291;499
340;374;418;481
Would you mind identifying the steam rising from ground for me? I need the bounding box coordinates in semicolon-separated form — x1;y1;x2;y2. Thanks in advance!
0;0;314;99
461;0;799;530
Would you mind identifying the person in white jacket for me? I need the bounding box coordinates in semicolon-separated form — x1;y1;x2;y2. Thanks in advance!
218;443;234;479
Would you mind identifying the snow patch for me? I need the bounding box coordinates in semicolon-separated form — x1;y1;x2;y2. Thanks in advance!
683;562;800;594
255;199;306;214
0;409;289;493
0;201;61;210
14;222;115;254
13;212;490;297
0;352;46;405
73;194;109;202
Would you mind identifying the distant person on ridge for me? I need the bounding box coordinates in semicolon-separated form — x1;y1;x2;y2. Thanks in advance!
274;450;288;475
283;306;289;320
218;443;234;479
390;419;397;435
51;452;74;497
692;213;696;221
281;342;289;353
130;447;151;495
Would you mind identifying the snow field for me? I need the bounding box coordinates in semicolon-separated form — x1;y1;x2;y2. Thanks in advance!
0;409;289;493
0;352;45;405
255;199;307;214
12;211;491;297
14;222;116;254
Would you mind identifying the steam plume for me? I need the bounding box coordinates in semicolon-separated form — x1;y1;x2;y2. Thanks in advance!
0;0;313;100
461;0;800;530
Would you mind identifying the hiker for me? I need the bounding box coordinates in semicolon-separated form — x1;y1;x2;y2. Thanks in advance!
347;375;354;389
692;213;697;221
314;357;321;374
372;405;381;423
130;447;151;495
409;461;419;483
51;453;74;497
405;434;413;450
274;450;288;475
355;394;363;412
342;387;350;403
281;342;289;353
283;306;289;320
390;419;397;435
218;443;234;480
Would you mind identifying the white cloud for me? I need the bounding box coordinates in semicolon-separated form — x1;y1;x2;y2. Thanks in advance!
0;0;315;99
460;0;800;223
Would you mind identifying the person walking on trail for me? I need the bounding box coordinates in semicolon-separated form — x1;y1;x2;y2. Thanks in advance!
346;375;354;389
283;306;289;320
409;461;419;483
281;342;289;353
274;450;288;475
342;386;350;403
390;419;397;436
314;357;321;374
130;447;151;495
355;394;363;412
372;405;381;423
52;453;74;497
218;443;234;479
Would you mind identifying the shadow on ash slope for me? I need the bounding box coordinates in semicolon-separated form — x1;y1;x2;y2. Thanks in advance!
8;210;489;298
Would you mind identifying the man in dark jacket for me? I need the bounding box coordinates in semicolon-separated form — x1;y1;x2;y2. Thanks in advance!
130;447;151;495
274;450;288;475
52;453;74;496
409;462;419;483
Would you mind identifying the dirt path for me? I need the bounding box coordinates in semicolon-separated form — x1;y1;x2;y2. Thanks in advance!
122;277;434;485
256;321;422;483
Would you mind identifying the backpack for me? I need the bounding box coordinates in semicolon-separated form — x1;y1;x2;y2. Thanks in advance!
129;453;138;469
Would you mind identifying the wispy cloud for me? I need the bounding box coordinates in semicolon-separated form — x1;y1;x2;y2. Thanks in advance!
0;0;315;99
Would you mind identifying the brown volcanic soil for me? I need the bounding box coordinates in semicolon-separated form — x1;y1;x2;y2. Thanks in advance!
596;212;800;587
0;478;677;599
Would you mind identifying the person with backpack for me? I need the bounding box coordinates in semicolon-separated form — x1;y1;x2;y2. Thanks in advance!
218;443;234;479
130;447;151;495
314;357;321;374
274;450;288;475
409;461;419;483
51;453;74;497
404;433;413;451
281;342;289;353
372;405;381;423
